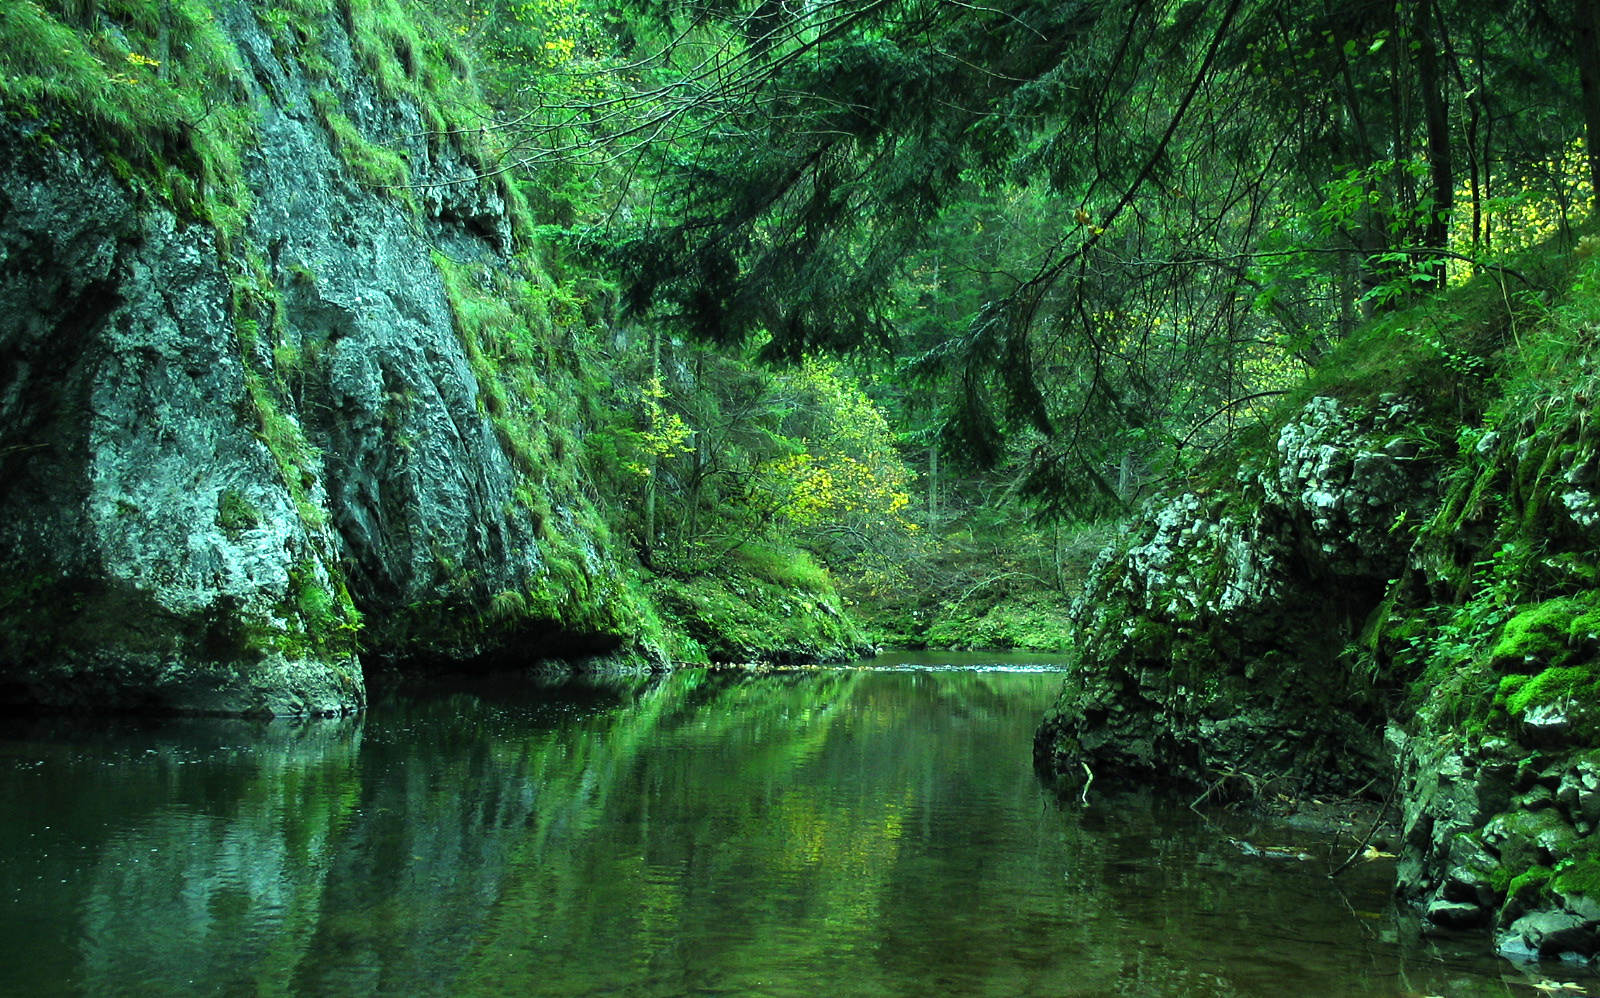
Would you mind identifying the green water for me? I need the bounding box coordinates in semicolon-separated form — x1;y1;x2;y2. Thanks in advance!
0;656;1579;997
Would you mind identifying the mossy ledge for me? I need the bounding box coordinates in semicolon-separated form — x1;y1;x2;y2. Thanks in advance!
1034;242;1600;959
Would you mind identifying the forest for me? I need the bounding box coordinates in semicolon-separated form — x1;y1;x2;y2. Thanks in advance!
10;0;1600;980
412;0;1598;635
0;0;1593;658
418;0;1600;648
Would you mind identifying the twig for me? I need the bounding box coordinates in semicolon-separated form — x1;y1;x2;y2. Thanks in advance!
1177;390;1291;451
1079;762;1093;807
1328;778;1400;879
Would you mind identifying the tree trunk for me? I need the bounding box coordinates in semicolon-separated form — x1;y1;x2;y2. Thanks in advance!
1576;0;1600;204
683;351;706;550
1414;0;1453;288
641;325;661;566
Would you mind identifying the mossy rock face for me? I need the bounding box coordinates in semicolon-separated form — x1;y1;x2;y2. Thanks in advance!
1483;807;1581;873
1037;397;1432;794
1494;665;1600;745
1555;751;1600;831
1043;247;1600;956
0;1;663;710
1499;864;1553;923
1490;593;1600;672
1497;839;1600;956
1553;858;1600;916
1497;863;1548;914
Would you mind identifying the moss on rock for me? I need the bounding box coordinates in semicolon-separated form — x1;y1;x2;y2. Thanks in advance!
1491;593;1600;672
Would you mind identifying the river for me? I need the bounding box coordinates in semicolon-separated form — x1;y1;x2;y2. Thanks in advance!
0;653;1581;997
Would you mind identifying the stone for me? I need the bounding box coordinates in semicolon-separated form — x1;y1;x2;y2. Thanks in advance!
1524;702;1578;745
1037;396;1436;796
1558;763;1600;828
1503;911;1597;959
1441;863;1498;909
1557;889;1600;923
1384;436;1421;458
1427;898;1489;928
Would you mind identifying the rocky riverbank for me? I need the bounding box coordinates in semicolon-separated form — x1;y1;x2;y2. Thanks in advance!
1035;262;1600;960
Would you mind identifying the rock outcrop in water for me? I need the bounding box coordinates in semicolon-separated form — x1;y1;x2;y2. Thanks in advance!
1035;395;1440;794
0;0;651;714
1036;285;1600;960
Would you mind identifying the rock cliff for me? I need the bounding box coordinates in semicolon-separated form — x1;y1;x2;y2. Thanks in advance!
1036;268;1600;960
0;0;651;714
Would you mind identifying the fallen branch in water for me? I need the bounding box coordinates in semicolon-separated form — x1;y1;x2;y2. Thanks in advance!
1079;762;1093;807
1189;766;1263;811
1328;779;1399;879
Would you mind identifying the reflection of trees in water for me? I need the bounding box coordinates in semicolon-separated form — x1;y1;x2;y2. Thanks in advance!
1;716;364;998
462;669;1079;997
2;673;1537;998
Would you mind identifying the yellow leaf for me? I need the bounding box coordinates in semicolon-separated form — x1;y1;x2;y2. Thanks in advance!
1531;981;1587;995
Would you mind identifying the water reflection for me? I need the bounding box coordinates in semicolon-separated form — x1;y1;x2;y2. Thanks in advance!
0;667;1588;997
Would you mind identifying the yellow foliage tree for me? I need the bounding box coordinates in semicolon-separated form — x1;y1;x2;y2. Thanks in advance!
751;360;916;536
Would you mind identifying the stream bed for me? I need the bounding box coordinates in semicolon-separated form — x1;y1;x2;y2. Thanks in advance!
0;653;1585;997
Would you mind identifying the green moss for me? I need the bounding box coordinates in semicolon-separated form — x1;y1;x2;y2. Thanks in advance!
1498;863;1553;905
1553;858;1600;900
216;489;261;536
1496;672;1530;707
1491;595;1599;670
1504;665;1600;720
208;558;361;665
1569;603;1600;643
243;370;327;531
1488;808;1580;877
243;560;363;660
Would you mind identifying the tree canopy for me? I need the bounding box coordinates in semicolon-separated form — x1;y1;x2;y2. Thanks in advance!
452;0;1583;517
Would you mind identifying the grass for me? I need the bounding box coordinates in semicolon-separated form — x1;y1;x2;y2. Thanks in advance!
310;87;415;203
729;542;834;594
1;0;255;233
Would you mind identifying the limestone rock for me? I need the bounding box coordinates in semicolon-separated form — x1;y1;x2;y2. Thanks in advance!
1499;911;1598;960
1427;898;1489;929
1037;396;1440;792
0;1;637;714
